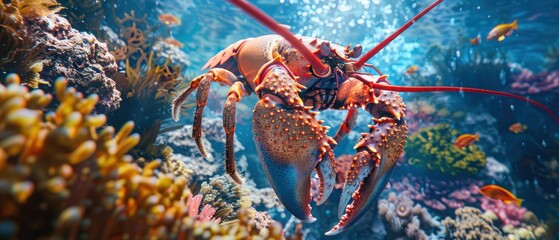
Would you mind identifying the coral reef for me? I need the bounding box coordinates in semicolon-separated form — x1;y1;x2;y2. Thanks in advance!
245;183;284;211
199;175;251;222
509;68;559;95
107;52;184;150
0;77;283;239
405;124;487;177
442;206;549;240
152;38;191;67
480;197;527;227
102;9;192;152
29;14;121;113
442;207;505;239
501;211;549;240
1;0;121;113
391;175;483;213
156;117;247;183
1;0;61;88
378;192;445;239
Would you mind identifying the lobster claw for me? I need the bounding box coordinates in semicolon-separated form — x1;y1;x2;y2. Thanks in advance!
252;97;336;222
326;117;406;235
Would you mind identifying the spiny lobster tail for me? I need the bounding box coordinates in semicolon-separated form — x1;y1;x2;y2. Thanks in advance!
353;0;444;69
227;0;331;76
352;74;559;126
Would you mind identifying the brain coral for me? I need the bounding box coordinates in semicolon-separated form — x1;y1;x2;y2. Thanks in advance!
405;124;486;177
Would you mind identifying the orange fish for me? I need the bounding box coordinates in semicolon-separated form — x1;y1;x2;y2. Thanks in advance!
405;65;419;75
158;13;181;26
486;20;518;42
454;132;479;148
164;37;184;48
508;122;527;134
479;184;523;207
469;35;481;45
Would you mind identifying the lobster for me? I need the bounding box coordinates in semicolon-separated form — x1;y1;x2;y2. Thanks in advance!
171;0;559;235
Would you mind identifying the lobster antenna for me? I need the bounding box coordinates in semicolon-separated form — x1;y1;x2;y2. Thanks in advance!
354;0;443;70
228;0;331;77
352;74;559;125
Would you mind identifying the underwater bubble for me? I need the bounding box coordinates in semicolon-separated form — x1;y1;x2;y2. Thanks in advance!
521;141;525;147
383;5;392;14
542;140;547;147
510;105;515;111
450;18;455;25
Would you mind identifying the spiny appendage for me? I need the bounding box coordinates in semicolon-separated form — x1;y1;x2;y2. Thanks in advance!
252;97;336;222
223;81;246;184
253;57;307;107
367;88;406;121
171;68;238;157
327;117;408;235
331;109;358;148
333;77;378;111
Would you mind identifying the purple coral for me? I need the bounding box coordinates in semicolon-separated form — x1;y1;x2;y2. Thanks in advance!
509;68;559;95
26;14;121;113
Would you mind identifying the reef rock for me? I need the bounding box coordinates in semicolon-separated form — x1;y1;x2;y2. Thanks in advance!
378;192;445;239
26;14;121;113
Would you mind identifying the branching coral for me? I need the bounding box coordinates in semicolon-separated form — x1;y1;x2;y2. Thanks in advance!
0;77;283;239
106;11;190;152
378;192;445;239
442;207;505;239
509;68;559;95
108;52;184;150
405;124;487;177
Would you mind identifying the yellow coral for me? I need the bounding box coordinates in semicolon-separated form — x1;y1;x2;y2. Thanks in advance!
0;77;283;239
405;124;486;177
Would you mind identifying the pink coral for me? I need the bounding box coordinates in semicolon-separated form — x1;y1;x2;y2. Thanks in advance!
509;68;559;95
186;194;221;223
391;175;483;212
480;197;526;226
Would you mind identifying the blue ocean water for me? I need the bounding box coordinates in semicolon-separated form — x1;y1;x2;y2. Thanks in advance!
2;0;557;238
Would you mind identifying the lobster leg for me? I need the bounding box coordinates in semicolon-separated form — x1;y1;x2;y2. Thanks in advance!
251;57;336;222
223;81;247;184
331;108;358;149
326;76;408;235
171;68;238;158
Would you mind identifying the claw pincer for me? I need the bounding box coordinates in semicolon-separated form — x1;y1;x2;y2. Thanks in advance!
252;63;336;222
